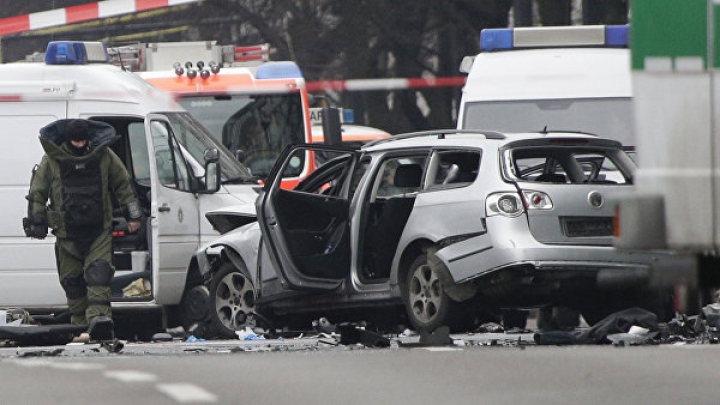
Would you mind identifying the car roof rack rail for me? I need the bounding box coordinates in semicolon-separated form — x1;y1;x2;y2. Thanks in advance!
539;127;599;137
364;129;505;148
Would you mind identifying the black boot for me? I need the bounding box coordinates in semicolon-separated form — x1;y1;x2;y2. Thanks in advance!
88;316;115;341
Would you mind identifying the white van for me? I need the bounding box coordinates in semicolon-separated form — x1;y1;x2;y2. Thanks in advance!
457;25;634;147
0;42;259;320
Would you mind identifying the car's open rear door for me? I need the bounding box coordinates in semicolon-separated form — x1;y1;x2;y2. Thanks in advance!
258;144;359;290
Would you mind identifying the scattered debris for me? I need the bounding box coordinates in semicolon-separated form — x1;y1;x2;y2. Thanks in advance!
122;278;151;297
312;317;338;334
418;326;453;346
100;339;125;353
236;327;265;341
19;348;64;357
165;326;186;339
70;333;90;344
607;330;658;347
336;324;391;347
151;332;173;342
533;331;577;346
0;324;86;347
474;322;504;333
397;326;454;348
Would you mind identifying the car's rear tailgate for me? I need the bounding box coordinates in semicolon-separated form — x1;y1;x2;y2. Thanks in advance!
518;182;627;246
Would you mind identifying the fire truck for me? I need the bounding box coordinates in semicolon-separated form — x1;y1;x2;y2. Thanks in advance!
111;41;388;186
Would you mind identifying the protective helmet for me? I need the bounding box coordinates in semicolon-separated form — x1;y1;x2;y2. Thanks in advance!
66;119;90;142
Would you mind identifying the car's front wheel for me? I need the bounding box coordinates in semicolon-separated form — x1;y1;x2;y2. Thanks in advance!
404;253;471;332
207;260;257;339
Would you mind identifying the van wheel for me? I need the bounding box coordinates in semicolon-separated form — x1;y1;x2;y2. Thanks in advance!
207;261;257;339
404;253;470;333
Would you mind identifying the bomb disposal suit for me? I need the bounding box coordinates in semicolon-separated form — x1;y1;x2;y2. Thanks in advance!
25;119;141;326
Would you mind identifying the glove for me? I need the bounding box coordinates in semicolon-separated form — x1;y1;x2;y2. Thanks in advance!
23;216;48;239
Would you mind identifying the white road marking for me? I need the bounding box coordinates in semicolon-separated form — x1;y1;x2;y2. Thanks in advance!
156;383;218;403
424;347;462;352
9;359;105;371
104;370;158;382
6;359;218;403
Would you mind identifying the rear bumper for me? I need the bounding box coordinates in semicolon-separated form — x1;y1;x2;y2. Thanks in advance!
435;229;684;288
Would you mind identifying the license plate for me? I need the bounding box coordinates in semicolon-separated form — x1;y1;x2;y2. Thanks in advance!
562;217;613;237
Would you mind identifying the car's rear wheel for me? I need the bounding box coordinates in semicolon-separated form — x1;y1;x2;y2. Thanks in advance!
404;253;471;332
208;260;257;339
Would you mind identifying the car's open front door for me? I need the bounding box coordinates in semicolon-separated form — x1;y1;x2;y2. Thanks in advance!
258;145;359;290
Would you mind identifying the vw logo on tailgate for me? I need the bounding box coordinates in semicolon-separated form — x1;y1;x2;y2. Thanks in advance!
587;191;604;208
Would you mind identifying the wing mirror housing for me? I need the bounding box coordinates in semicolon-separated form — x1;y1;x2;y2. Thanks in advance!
201;148;221;193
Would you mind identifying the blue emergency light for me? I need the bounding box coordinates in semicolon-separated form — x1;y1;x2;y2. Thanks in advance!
480;25;629;52
480;29;514;52
45;41;88;65
45;41;110;65
604;25;629;47
256;61;303;79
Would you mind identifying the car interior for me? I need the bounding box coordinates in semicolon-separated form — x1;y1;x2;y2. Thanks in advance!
362;162;423;280
512;148;630;185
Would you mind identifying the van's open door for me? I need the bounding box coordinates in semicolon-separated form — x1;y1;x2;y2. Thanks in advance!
145;115;201;303
258;145;358;290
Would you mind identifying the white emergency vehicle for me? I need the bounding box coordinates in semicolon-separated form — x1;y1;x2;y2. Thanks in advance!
457;25;633;147
0;41;259;321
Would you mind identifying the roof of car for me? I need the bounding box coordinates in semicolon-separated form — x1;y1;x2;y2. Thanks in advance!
361;129;621;152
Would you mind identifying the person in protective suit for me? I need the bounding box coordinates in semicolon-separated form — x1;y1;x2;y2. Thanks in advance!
24;119;141;337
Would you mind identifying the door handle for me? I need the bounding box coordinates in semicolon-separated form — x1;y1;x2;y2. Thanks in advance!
158;204;171;213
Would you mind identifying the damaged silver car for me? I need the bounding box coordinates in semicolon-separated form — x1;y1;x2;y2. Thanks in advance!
187;129;672;338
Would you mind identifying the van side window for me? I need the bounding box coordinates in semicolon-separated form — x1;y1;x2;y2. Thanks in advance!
149;120;192;191
128;123;150;187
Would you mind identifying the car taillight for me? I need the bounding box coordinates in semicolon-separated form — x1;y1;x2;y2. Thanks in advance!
521;190;553;210
486;192;524;217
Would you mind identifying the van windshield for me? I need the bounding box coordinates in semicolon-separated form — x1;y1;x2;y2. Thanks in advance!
177;93;306;178
164;112;255;183
462;97;634;147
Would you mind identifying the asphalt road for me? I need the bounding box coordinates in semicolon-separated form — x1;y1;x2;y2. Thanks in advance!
1;333;719;405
